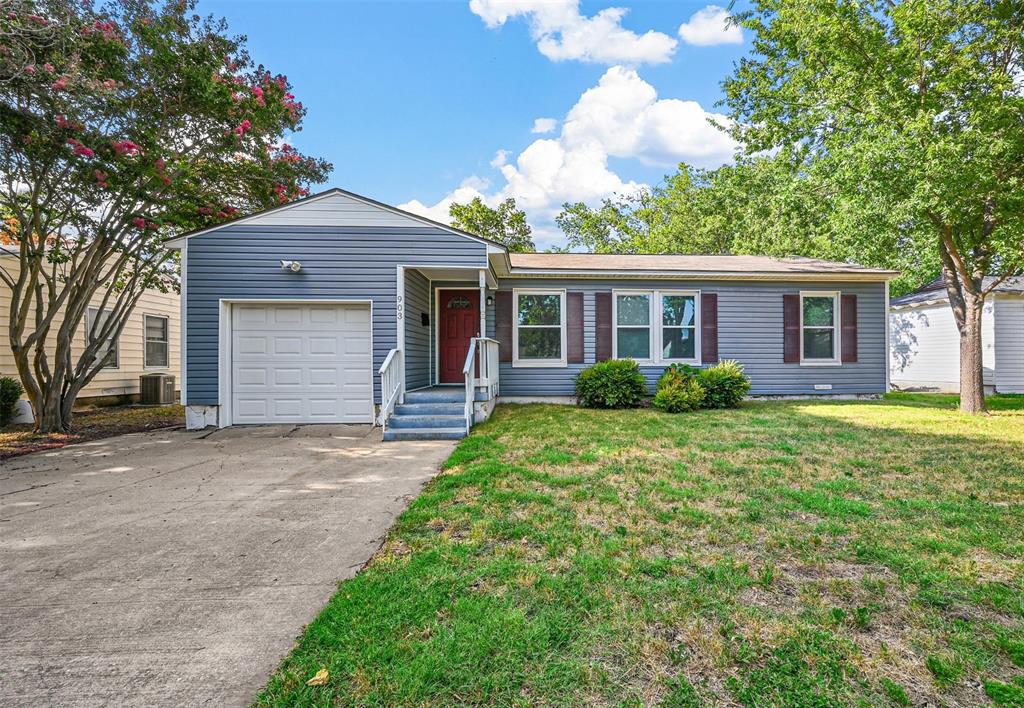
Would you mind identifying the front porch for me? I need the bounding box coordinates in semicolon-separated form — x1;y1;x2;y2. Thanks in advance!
378;264;500;441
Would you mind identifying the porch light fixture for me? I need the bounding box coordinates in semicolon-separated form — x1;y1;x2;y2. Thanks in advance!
280;260;302;273
486;295;494;306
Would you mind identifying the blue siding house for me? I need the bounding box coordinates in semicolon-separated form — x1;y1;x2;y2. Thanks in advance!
165;188;897;439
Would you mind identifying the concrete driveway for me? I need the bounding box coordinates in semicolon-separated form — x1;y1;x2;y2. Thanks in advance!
0;424;456;707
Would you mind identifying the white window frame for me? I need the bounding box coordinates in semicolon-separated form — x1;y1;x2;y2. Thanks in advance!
144;313;170;369
612;289;701;365
86;306;119;370
512;288;567;368
658;290;701;365
799;290;841;366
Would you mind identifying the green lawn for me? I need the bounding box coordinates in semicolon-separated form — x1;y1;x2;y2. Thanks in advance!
259;394;1024;707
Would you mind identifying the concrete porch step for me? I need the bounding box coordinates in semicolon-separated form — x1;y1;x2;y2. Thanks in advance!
405;388;464;404
387;414;465;429
395;402;463;416
382;427;467;441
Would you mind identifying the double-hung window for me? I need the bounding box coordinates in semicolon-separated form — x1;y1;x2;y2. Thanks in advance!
86;307;118;369
660;292;698;361
144;314;169;368
800;291;840;364
615;292;652;361
613;290;700;364
513;289;566;366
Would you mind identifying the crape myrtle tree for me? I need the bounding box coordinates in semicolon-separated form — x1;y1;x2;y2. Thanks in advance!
0;0;330;432
723;0;1024;413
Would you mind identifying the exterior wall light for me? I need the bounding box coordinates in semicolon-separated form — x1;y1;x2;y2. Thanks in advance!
280;260;302;273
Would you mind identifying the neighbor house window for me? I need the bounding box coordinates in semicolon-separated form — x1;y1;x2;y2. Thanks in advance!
86;307;118;369
801;291;840;364
513;289;566;366
144;314;169;368
614;290;700;364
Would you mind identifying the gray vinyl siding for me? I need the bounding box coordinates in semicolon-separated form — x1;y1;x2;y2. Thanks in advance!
404;269;431;390
185;225;486;405
490;278;888;396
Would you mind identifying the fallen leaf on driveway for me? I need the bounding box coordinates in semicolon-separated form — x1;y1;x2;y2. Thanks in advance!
306;668;329;686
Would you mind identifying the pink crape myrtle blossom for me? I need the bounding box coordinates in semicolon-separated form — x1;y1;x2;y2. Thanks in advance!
112;140;141;156
66;138;94;157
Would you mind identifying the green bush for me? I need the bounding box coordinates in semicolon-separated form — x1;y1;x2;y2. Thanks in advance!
698;360;751;409
657;362;700;390
575;359;647;409
0;375;25;427
654;377;705;413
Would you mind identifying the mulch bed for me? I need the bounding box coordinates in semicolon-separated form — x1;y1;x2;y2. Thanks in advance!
0;404;184;460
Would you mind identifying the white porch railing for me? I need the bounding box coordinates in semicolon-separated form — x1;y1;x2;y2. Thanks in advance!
378;348;404;432
462;337;500;435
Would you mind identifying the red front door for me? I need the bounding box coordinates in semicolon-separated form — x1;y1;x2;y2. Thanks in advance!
439;289;480;383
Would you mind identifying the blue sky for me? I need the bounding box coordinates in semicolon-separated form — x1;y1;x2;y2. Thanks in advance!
196;0;750;247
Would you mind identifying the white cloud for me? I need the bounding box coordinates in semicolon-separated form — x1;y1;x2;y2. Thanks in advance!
402;66;737;248
469;0;677;65
531;117;558;134
398;177;488;224
490;149;510;168
677;5;743;46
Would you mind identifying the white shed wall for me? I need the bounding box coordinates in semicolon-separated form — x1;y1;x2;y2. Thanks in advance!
889;299;995;392
994;295;1024;393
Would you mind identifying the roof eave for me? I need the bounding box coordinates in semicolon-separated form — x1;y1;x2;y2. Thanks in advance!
161;187;510;253
504;268;899;281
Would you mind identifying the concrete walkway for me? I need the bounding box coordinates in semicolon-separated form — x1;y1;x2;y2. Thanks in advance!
0;425;456;707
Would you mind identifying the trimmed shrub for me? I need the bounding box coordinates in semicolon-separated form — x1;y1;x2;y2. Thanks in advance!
657;362;700;390
575;359;647;409
654;377;705;413
698;360;751;409
0;375;25;427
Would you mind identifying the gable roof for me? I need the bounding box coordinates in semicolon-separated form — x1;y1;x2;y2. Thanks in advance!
162;187;508;251
506;253;898;279
891;275;1024;306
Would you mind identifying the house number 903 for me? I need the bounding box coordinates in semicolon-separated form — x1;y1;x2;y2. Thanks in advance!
396;295;404;320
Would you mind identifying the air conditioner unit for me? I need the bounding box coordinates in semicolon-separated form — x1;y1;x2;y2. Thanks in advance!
140;373;176;405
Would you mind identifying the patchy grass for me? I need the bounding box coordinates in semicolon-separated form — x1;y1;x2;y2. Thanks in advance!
259;395;1024;707
0;404;183;459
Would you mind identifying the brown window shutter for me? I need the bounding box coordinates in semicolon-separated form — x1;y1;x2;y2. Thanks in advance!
701;293;719;364
595;292;612;361
783;294;800;363
841;293;858;363
495;290;513;362
566;292;584;363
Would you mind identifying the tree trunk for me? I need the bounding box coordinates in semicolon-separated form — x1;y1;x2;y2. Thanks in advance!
958;294;987;414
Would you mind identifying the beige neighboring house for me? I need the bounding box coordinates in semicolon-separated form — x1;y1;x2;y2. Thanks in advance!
1;253;180;421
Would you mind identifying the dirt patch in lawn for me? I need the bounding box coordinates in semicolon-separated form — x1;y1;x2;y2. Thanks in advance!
0;404;184;460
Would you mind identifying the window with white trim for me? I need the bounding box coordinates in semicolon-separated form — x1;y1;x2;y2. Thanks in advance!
144;314;169;368
615;292;651;360
613;290;700;364
800;291;839;363
513;289;566;366
660;292;698;361
86;307;118;369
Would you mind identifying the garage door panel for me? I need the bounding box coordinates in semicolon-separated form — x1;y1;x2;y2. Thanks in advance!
231;303;372;424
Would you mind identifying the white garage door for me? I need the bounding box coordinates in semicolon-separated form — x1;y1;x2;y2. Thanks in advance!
231;303;372;424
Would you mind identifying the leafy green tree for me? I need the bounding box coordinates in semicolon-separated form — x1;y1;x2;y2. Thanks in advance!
0;0;330;432
449;197;535;252
558;157;935;296
723;0;1024;413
